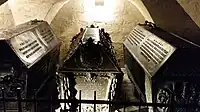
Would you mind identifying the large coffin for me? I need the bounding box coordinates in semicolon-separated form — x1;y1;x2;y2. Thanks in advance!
123;21;200;111
61;27;120;73
58;25;123;112
0;20;61;111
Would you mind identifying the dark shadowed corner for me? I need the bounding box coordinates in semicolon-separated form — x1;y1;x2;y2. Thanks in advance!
141;0;200;45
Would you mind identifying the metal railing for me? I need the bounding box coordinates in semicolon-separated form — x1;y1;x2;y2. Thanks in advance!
1;87;200;112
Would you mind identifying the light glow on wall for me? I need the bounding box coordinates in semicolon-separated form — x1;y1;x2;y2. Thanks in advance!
84;0;116;22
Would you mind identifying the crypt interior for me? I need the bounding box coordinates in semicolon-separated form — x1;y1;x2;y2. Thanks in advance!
0;0;200;112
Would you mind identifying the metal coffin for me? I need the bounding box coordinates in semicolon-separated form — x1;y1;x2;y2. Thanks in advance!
60;27;121;73
123;21;200;111
124;25;176;77
0;20;60;111
123;23;176;102
58;25;123;112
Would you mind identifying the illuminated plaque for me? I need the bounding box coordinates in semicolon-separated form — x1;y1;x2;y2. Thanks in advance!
82;28;100;44
10;31;46;66
124;25;176;76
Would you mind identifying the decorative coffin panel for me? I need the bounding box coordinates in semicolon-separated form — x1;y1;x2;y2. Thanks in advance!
35;22;59;50
9;31;46;67
0;20;61;68
124;25;176;77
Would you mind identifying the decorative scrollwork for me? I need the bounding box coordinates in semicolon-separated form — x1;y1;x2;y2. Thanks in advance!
156;82;200;112
0;74;25;98
79;41;104;68
110;78;117;100
174;82;200;112
156;88;171;112
80;104;109;112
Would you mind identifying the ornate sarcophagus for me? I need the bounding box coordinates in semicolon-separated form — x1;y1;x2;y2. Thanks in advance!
123;21;200;112
58;25;123;112
0;20;61;111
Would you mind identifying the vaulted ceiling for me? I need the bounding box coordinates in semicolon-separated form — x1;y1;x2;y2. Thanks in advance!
2;0;200;41
0;0;200;64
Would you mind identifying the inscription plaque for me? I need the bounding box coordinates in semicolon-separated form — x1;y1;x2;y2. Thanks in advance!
124;25;176;76
10;31;46;66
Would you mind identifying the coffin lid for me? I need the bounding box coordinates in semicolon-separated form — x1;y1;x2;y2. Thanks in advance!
0;20;60;68
124;25;176;77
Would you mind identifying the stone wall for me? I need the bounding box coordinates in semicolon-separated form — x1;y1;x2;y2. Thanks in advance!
50;0;145;66
177;0;200;28
0;2;14;29
128;0;153;22
8;0;57;25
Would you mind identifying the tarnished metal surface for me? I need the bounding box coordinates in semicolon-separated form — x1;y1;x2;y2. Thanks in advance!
63;30;84;62
0;20;60;68
0;20;60;111
9;31;46;66
0;20;42;40
61;26;121;73
35;22;60;49
124;22;200;112
124;25;176;77
58;25;123;112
